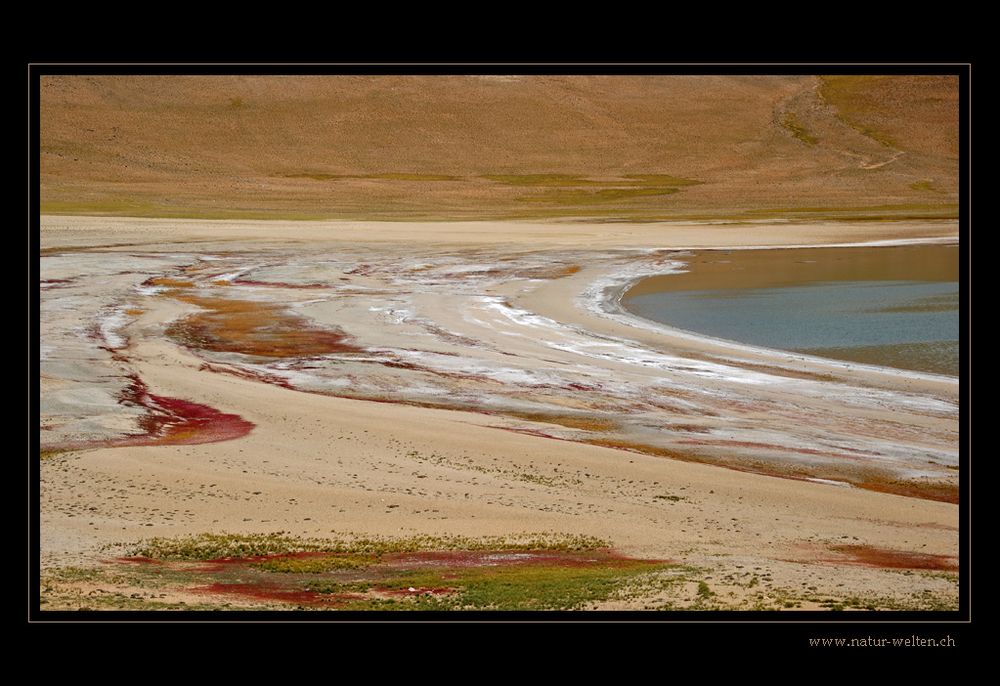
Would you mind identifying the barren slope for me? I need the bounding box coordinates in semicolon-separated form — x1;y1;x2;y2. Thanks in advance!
40;75;958;221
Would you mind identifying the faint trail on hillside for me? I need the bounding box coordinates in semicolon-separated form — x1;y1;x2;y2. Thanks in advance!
774;78;905;171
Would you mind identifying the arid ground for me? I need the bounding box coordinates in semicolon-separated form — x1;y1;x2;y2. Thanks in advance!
38;76;960;611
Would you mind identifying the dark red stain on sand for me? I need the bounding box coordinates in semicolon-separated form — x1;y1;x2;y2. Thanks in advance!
42;373;254;453
114;556;163;565
829;544;957;571
112;373;253;447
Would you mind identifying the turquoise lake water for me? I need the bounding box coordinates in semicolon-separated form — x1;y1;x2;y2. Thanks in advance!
622;245;959;376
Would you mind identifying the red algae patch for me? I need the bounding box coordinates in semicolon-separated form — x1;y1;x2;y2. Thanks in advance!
43;373;253;453
117;374;254;446
828;544;957;571
114;556;163;565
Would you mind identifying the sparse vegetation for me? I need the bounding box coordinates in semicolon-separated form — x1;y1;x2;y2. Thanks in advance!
782;112;819;145
122;531;608;561
519;187;679;205
819;76;899;149
41;76;955;221
38;532;685;611
252;554;378;573
40;448;70;460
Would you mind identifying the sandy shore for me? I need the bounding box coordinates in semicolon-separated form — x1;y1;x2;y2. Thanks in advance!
38;216;960;610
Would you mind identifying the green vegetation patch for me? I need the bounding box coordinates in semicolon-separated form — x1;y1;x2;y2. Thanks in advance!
251;554;377;573
41;199;328;221
124;531;607;561
782;112;819;145
483;173;701;188
819;76;899;149
282;172;460;182
520;187;678;205
910;180;938;192
344;558;668;611
481;173;702;209
40;448;70;461
482;173;601;186
58;532;683;611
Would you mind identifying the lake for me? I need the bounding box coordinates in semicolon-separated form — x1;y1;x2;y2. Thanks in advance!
622;244;959;376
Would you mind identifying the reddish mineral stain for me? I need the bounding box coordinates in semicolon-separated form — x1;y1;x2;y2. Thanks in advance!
828;544;957;571
164;292;360;358
197;362;293;389
115;373;253;447
584;437;957;503
676;438;872;461
114;556;163;565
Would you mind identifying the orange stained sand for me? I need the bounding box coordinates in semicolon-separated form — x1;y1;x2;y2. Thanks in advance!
828;544;957;571
582;438;957;504
165;292;360;358
506;410;619;433
856;479;959;505
147;277;195;289
513;264;583;279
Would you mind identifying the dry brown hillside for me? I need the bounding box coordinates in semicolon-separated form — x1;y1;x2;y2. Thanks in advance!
40;75;959;221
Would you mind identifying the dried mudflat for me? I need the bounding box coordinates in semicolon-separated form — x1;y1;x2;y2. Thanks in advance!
39;216;960;611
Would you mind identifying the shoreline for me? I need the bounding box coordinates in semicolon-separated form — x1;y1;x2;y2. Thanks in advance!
598;239;960;385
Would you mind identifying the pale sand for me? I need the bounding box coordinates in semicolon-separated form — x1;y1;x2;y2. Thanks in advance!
39;216;961;609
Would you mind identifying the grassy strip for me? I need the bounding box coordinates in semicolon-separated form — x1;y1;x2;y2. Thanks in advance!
252;554;377;573
328;560;670;611
519;187;679;204
40;448;71;460
482;173;701;188
41;200;329;221
123;531;608;560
